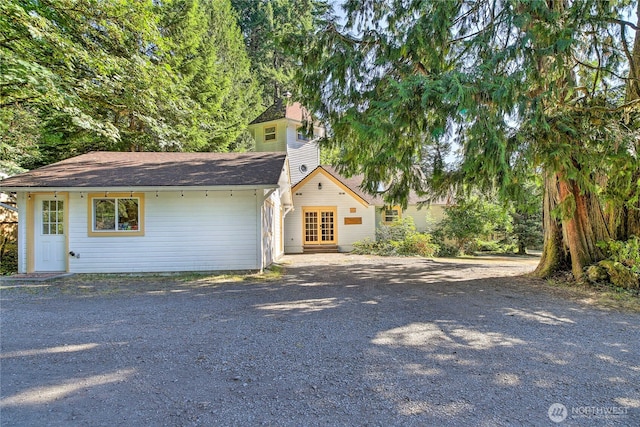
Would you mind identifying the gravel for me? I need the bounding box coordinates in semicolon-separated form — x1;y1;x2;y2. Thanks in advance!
1;254;639;426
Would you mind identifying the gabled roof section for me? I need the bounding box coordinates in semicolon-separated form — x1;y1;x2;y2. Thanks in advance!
0;152;288;189
249;99;310;125
319;166;438;206
292;166;370;207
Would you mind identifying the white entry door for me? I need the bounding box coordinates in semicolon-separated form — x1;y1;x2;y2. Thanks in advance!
34;196;66;271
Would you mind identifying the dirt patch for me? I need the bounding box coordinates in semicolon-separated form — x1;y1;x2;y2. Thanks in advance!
1;254;639;426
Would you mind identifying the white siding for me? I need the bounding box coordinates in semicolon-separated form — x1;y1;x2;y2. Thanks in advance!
285;172;375;253
66;190;261;273
375;204;447;233
252;119;320;185
286;130;320;185
407;204;446;232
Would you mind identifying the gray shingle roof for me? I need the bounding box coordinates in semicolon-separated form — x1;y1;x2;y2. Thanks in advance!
320;166;436;206
0;152;288;189
249;99;309;125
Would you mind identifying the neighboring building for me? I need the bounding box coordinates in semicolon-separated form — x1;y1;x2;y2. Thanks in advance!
248;99;447;254
0;152;291;274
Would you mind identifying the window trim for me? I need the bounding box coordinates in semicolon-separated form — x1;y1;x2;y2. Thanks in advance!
264;125;277;141
382;205;402;224
88;192;145;237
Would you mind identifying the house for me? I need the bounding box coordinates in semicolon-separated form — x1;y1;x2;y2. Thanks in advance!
248;99;447;254
0;99;447;274
0;152;291;273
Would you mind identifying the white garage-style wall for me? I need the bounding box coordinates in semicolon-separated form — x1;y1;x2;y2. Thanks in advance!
65;190;263;273
285;169;376;253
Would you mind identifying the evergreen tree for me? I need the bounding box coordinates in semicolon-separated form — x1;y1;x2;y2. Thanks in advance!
295;0;640;279
1;0;258;171
231;0;327;106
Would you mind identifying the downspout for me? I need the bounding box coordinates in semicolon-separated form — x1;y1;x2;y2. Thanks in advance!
283;205;294;217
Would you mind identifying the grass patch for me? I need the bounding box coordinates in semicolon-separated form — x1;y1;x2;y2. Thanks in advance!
544;274;640;313
1;267;285;297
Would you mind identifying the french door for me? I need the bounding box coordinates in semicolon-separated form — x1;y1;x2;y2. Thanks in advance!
303;207;336;245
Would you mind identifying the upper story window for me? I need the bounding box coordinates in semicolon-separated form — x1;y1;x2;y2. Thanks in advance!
89;193;144;236
297;126;317;142
297;130;310;141
264;126;276;141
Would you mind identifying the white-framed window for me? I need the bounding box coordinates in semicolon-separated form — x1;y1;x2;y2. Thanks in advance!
264;126;276;141
89;193;144;236
42;200;64;235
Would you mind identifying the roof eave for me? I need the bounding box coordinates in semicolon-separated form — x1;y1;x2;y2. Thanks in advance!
0;184;280;193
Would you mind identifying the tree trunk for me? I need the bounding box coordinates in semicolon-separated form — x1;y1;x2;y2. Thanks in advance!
559;178;607;279
614;0;640;241
517;242;527;255
534;169;609;279
534;172;569;277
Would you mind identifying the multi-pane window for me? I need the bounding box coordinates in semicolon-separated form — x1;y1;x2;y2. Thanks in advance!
305;211;318;243
93;198;140;232
42;200;64;235
304;208;336;244
321;211;334;241
383;207;401;223
264;126;276;141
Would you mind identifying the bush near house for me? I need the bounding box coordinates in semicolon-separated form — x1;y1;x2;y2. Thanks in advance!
352;217;439;257
1;242;18;275
1;198;18;275
436;197;514;255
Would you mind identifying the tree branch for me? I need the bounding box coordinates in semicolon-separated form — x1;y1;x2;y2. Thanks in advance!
607;17;640;31
572;56;629;81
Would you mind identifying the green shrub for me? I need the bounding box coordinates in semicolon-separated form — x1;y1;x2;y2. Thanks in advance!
375;217;417;242
436;243;461;257
399;233;439;257
1;242;18;275
597;236;640;274
591;237;640;290
436;196;513;254
474;239;517;254
352;238;378;255
352;218;439;257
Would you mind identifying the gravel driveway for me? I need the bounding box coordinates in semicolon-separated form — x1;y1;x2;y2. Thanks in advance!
1;254;639;426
